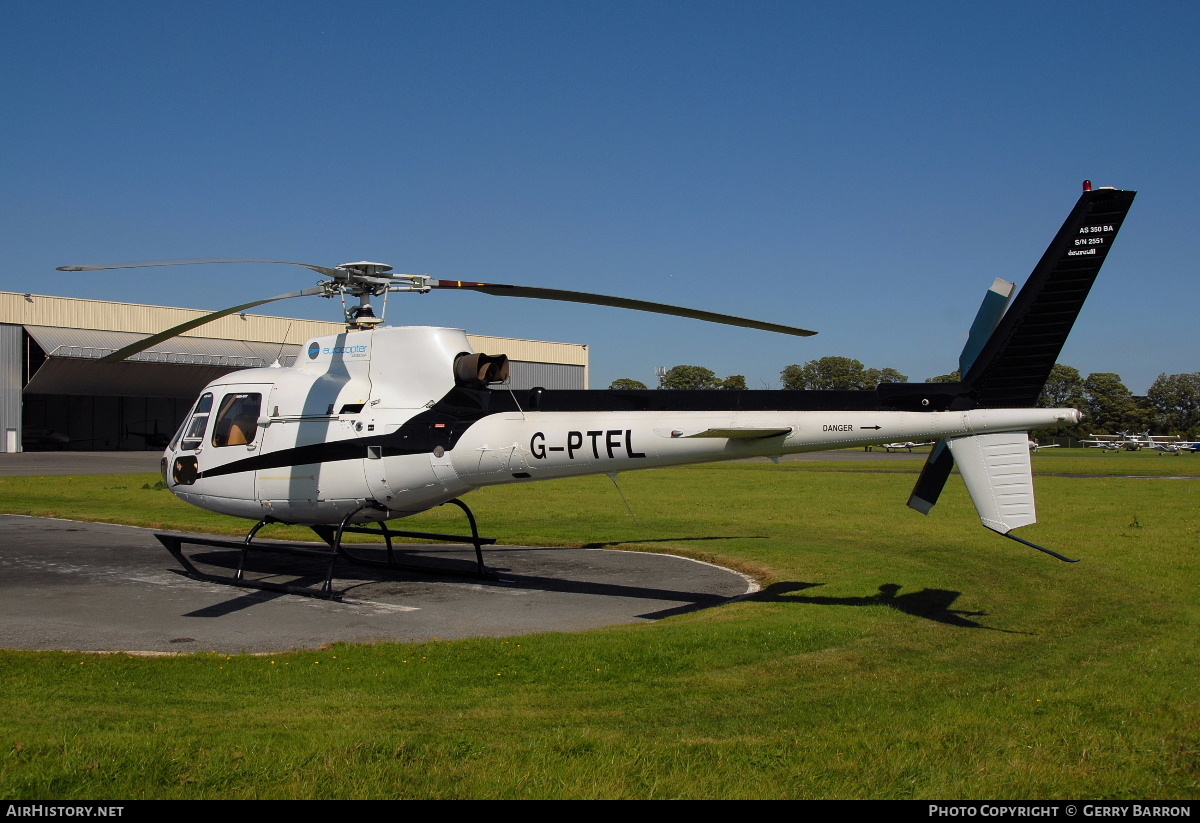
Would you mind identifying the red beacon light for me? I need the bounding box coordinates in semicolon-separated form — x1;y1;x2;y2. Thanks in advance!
1082;180;1093;191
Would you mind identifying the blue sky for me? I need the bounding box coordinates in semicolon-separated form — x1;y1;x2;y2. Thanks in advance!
1;1;1195;393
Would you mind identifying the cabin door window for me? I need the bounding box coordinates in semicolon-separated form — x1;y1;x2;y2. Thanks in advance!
212;393;263;448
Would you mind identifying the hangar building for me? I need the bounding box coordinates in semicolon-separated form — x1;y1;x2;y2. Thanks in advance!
0;291;589;452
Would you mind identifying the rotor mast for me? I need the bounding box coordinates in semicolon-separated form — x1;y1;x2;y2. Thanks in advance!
332;261;431;330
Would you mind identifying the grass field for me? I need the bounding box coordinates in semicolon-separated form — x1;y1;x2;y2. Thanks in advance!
0;450;1197;799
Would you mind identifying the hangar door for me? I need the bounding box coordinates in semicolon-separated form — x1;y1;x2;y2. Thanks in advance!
19;326;297;451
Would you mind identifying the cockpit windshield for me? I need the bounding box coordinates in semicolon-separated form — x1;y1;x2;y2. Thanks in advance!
177;393;213;451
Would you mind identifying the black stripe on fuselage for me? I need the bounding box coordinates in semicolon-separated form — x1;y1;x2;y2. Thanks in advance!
194;384;972;480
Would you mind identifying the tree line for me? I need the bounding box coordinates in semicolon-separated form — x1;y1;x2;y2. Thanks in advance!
608;358;1200;437
610;357;909;392
1038;365;1199;438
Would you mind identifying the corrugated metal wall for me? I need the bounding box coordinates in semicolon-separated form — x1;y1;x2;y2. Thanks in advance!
0;324;22;451
507;361;586;390
467;333;588;366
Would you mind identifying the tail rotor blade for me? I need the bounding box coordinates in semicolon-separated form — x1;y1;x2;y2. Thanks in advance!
908;441;954;514
958;278;1015;376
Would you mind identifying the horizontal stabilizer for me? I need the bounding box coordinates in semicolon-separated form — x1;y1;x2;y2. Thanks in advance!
945;432;1036;533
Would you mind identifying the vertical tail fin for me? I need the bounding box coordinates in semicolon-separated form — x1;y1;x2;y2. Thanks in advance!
907;185;1136;559
961;186;1136;407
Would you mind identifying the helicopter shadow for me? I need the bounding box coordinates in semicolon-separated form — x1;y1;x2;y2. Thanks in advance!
174;545;493;615
172;541;748;620
753;582;1033;634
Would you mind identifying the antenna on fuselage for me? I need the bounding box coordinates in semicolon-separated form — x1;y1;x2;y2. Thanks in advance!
272;321;295;366
606;472;638;522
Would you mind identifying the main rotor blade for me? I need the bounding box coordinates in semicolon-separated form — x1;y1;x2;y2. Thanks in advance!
58;258;346;279
430;280;818;337
97;286;327;363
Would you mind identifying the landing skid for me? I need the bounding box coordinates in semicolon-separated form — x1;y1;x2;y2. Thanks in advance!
155;498;498;599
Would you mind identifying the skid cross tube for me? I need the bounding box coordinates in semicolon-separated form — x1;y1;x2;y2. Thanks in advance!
156;498;497;600
156;532;342;599
311;498;498;579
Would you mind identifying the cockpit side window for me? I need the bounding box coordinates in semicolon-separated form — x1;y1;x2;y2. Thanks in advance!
212;393;263;448
178;393;214;451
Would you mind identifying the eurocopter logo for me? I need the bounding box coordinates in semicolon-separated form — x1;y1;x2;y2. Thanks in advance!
307;343;369;358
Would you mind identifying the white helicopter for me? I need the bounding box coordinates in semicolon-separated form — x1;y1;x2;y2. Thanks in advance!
60;182;1136;597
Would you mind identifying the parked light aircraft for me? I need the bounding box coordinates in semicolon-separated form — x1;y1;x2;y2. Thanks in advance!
59;183;1136;596
879;442;935;453
1085;432;1198;454
1082;432;1148;452
1143;434;1199;455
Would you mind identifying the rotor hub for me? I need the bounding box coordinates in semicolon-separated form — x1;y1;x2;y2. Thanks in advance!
338;261;393;277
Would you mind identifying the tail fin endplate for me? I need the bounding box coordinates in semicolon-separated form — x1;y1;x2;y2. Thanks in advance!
946;432;1037;533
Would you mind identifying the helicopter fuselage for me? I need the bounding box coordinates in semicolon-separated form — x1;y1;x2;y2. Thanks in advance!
163;324;1077;526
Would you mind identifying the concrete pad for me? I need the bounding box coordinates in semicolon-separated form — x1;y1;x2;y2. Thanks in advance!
0;515;755;654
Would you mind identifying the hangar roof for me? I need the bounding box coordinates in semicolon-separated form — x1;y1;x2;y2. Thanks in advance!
24;325;294;369
0;291;588;368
